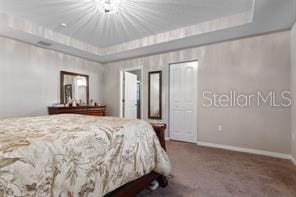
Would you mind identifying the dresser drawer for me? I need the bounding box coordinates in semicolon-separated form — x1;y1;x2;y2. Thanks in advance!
48;106;107;117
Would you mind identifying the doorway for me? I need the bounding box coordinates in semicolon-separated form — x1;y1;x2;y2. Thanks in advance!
169;61;198;143
120;68;143;119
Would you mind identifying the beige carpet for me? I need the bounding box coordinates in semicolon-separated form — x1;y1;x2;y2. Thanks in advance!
139;141;296;197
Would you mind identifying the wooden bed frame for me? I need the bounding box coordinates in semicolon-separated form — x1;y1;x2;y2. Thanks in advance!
105;123;168;197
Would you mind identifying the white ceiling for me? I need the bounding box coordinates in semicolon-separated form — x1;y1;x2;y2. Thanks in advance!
0;0;295;63
0;0;253;47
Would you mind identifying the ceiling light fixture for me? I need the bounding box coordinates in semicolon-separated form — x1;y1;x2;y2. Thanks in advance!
94;0;124;14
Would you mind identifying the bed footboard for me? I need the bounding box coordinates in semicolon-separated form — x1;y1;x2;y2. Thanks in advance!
151;123;168;187
106;123;168;196
151;123;167;151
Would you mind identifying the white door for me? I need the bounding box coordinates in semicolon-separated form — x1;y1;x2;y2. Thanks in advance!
170;61;198;143
124;72;138;119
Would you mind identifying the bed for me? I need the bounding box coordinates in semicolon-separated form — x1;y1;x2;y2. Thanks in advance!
0;114;171;197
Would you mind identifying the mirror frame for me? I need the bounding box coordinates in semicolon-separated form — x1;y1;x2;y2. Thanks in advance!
148;71;162;119
60;71;89;104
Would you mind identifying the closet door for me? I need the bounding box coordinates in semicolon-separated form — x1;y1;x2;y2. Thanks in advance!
170;61;198;143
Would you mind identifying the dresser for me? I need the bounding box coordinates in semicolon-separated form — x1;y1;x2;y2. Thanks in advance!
48;106;107;116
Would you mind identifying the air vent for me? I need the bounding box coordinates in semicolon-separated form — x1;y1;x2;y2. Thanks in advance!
37;41;52;47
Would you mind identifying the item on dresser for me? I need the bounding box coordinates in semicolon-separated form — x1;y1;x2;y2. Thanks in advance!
48;105;107;116
90;99;94;106
72;99;77;107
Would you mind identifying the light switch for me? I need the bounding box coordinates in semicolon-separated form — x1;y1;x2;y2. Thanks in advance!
218;125;223;132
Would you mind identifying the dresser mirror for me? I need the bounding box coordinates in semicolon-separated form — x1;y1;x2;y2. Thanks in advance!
148;71;162;119
60;71;89;104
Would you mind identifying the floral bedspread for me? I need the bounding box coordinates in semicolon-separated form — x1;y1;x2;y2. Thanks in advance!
0;114;171;197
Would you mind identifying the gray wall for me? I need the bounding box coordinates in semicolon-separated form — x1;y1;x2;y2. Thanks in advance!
0;36;104;118
0;30;291;155
104;31;291;154
291;22;296;160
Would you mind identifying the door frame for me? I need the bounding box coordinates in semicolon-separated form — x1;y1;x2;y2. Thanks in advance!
119;66;144;119
168;60;199;143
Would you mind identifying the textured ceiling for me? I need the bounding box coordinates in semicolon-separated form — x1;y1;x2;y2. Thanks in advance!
0;0;253;47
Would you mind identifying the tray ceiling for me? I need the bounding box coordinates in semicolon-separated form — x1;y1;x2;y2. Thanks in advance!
0;0;253;47
0;0;295;63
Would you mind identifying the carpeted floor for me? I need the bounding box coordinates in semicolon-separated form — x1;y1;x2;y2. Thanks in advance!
139;141;296;197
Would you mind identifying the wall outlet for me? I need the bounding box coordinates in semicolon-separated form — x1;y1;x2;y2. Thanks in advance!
218;125;223;132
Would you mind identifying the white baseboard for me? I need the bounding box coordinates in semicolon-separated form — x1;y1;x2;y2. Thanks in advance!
197;141;291;160
165;137;170;141
291;156;296;165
